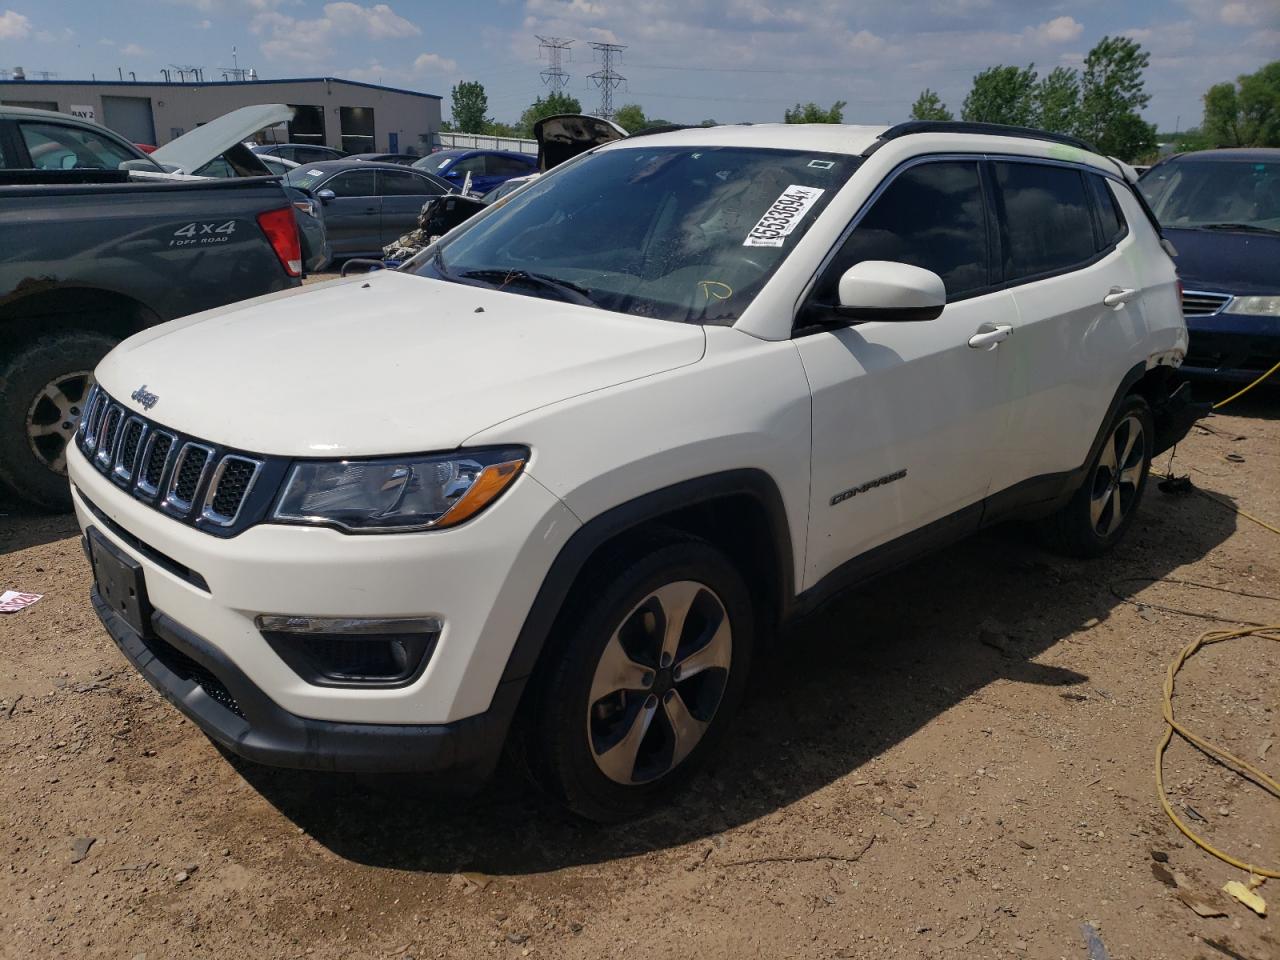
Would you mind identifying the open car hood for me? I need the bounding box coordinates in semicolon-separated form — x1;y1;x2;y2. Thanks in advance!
151;104;294;175
533;114;628;171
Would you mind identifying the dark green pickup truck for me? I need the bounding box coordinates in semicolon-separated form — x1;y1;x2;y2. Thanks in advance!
0;106;309;510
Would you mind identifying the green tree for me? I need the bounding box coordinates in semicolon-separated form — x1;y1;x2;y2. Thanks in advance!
1077;35;1155;159
1204;61;1280;147
910;89;953;121
613;103;647;133
518;92;583;138
784;101;847;123
1034;66;1080;134
962;65;1038;126
450;81;490;134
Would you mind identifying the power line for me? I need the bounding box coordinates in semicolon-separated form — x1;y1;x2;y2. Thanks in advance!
536;35;573;94
588;41;626;120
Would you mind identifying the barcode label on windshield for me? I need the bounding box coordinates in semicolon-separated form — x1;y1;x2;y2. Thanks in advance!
744;185;826;247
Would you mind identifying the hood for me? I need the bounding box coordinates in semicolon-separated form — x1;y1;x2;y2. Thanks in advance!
1163;226;1280;296
152;104;293;175
96;270;705;456
534;114;628;171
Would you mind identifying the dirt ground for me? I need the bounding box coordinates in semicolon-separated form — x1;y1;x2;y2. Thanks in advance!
1;389;1277;960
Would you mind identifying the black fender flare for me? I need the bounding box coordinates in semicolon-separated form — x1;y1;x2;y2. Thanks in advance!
499;468;795;684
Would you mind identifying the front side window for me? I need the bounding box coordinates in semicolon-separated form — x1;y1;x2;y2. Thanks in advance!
413;145;861;324
994;161;1096;280
324;169;376;198
816;160;989;302
19;121;144;171
1139;159;1280;232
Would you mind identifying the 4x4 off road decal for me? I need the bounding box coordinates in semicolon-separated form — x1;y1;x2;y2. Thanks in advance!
169;221;237;247
744;184;825;248
830;469;907;506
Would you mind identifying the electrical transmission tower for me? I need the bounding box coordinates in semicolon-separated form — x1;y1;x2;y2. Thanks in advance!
536;36;573;94
588;41;626;119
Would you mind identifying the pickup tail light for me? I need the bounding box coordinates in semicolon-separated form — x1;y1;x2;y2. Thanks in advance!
256;207;303;278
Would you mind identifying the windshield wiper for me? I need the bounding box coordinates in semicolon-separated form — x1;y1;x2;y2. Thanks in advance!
1193;222;1280;235
458;269;596;306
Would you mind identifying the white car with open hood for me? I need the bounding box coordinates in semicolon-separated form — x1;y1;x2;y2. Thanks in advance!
70;120;1194;820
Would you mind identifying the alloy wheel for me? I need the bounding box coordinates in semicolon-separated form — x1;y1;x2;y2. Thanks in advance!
1089;413;1145;537
586;580;733;785
26;371;94;476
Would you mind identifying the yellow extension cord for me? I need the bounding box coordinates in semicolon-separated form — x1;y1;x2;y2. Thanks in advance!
1155;359;1280;879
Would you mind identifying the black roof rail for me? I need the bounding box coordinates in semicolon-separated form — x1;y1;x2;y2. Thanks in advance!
865;121;1097;156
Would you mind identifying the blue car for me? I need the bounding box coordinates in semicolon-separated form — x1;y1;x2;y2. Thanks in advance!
411;148;537;194
1139;149;1280;382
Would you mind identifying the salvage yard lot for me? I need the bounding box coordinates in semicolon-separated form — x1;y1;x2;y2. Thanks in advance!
1;395;1277;960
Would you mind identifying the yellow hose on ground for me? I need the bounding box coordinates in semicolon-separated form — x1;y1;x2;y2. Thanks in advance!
1157;624;1280;879
1210;358;1280;410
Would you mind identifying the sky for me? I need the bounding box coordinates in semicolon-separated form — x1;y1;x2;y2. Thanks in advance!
0;0;1276;132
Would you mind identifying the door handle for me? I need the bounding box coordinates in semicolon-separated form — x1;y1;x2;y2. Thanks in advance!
967;323;1013;349
1103;287;1136;307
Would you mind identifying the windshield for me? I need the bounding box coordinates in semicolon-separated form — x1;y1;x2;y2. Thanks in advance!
412;145;860;324
414;150;464;173
1140;159;1280;232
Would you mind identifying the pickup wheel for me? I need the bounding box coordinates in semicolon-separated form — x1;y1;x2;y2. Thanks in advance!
0;331;118;511
520;535;754;822
1040;394;1154;558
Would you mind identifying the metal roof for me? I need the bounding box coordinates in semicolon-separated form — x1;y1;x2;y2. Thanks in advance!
0;76;441;100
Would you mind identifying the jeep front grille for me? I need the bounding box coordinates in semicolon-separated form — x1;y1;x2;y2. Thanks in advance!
75;385;270;537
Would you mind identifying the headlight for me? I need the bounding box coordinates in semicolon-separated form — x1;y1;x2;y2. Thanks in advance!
272;447;527;533
1223;295;1280;317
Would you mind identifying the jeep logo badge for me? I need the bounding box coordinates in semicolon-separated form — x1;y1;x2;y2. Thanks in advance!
130;385;159;410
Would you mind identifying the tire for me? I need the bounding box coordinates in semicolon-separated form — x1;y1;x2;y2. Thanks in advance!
1039;394;1154;558
0;331;118;511
518;534;755;822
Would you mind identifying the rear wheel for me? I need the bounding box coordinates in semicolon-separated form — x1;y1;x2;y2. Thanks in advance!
519;535;754;822
1040;394;1153;557
0;331;118;511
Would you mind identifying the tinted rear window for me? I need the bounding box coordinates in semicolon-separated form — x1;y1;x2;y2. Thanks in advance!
994;162;1096;280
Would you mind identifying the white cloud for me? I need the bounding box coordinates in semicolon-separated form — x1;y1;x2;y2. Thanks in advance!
413;52;458;73
0;8;31;39
253;2;420;61
120;42;149;56
198;18;212;28
99;38;115;46
1026;16;1083;44
1180;0;1280;29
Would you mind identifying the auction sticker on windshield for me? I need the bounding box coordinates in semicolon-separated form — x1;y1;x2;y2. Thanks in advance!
744;185;826;248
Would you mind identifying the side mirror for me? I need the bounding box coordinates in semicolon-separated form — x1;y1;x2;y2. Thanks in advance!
834;260;946;323
315;188;336;204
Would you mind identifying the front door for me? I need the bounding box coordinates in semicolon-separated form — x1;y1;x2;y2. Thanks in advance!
794;159;1015;590
320;168;380;255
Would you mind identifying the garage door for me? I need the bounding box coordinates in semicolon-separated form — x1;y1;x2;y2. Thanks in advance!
101;96;156;145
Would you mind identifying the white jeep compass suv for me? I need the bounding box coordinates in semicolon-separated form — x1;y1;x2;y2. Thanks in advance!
70;121;1195;821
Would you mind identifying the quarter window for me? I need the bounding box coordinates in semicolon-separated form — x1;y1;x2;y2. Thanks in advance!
819;160;990;301
1089;175;1127;249
994;162;1096;280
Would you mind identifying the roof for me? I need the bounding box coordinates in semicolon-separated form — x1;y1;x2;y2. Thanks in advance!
1167;148;1280;162
0;76;441;100
605;123;888;155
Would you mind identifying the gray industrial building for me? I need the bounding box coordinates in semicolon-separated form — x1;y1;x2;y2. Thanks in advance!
0;76;442;154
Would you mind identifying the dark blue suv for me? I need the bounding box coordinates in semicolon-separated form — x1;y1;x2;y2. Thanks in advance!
1139;149;1280;382
411;149;536;194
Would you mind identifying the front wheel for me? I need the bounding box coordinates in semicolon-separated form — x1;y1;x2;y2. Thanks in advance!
519;535;754;822
1040;394;1154;557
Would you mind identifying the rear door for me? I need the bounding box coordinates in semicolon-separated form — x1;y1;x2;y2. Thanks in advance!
319;167;380;255
377;168;444;244
794;158;1018;589
987;161;1144;493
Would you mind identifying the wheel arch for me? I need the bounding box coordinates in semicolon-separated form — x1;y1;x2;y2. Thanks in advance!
500;469;795;685
0;285;162;355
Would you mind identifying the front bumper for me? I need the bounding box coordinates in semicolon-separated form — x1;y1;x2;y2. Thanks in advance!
1183;316;1280;382
91;584;520;777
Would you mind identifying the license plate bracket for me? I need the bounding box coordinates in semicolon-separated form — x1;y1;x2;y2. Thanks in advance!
88;527;153;637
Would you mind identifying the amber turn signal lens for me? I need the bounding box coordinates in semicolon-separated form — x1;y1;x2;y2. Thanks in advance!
434;459;526;528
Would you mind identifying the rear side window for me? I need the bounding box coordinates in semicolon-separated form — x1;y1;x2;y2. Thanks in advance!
379;169;438;195
489;154;534;175
820;160;990;300
1089;175;1127;249
994;162;1096;281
